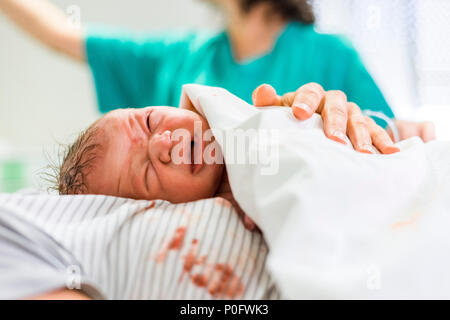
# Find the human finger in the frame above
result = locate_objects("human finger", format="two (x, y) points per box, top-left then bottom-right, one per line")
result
(420, 121), (436, 142)
(321, 90), (349, 145)
(346, 102), (376, 154)
(288, 82), (325, 120)
(365, 116), (400, 154)
(252, 84), (283, 106)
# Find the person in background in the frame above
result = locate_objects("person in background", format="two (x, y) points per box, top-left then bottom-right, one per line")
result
(0, 0), (435, 145)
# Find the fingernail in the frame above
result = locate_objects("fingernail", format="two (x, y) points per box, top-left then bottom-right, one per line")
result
(332, 131), (347, 145)
(384, 146), (401, 154)
(360, 144), (378, 154)
(293, 103), (312, 114)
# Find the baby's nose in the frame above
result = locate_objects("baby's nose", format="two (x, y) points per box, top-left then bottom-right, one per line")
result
(150, 130), (172, 164)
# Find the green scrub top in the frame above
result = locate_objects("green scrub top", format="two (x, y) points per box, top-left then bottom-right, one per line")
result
(85, 22), (395, 125)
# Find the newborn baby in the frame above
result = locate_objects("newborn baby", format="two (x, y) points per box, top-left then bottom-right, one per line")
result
(58, 106), (224, 203)
(57, 84), (398, 230)
(58, 105), (256, 227)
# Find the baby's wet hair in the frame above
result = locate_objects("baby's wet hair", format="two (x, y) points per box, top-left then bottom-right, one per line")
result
(57, 121), (103, 195)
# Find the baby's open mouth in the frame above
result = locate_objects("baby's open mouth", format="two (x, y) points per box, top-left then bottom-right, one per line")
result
(191, 140), (203, 174)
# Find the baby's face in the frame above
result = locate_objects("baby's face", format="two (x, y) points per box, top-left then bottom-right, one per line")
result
(87, 107), (224, 203)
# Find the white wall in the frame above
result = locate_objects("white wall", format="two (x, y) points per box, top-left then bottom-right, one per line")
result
(313, 0), (450, 139)
(0, 0), (222, 188)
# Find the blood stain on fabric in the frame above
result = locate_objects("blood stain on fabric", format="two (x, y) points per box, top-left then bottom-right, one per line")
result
(177, 241), (244, 298)
(179, 239), (207, 282)
(190, 263), (244, 299)
(182, 239), (199, 274)
(168, 227), (186, 250)
(155, 226), (187, 263)
(191, 274), (208, 287)
(155, 248), (168, 263)
(392, 213), (421, 230)
(133, 201), (156, 216)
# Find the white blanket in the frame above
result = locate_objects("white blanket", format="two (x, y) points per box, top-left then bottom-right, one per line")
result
(181, 84), (450, 299)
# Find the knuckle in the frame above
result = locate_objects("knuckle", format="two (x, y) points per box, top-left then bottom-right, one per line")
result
(299, 89), (321, 103)
(347, 102), (361, 113)
(363, 115), (376, 125)
(328, 90), (347, 101)
(352, 118), (367, 128)
(328, 105), (348, 119)
(306, 82), (325, 95)
(298, 95), (318, 108)
(354, 126), (372, 139)
(300, 81), (324, 93)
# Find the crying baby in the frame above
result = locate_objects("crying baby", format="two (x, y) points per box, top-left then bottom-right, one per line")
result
(57, 104), (259, 227)
(58, 106), (226, 203)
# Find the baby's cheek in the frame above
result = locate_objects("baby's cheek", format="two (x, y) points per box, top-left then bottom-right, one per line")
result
(203, 165), (225, 197)
(165, 177), (207, 203)
(166, 165), (223, 203)
(191, 178), (216, 199)
(185, 176), (218, 201)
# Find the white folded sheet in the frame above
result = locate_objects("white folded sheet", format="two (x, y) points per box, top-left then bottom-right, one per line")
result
(181, 84), (450, 299)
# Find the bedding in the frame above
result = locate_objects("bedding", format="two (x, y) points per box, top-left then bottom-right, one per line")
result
(0, 205), (102, 300)
(182, 84), (450, 299)
(0, 193), (279, 299)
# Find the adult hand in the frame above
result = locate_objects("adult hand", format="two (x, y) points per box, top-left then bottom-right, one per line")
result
(388, 120), (436, 143)
(252, 83), (400, 154)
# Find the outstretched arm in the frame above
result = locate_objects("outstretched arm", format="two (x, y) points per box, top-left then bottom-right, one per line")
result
(0, 0), (84, 61)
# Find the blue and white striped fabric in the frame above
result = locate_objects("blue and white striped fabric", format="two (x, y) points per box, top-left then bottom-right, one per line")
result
(0, 193), (280, 300)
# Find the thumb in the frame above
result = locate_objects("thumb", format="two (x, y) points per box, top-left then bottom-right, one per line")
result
(252, 84), (281, 106)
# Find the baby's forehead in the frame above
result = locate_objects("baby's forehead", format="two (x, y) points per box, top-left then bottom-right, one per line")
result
(103, 108), (131, 122)
(93, 107), (147, 154)
(87, 115), (118, 151)
(84, 108), (144, 195)
(97, 106), (193, 133)
(94, 109), (132, 134)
